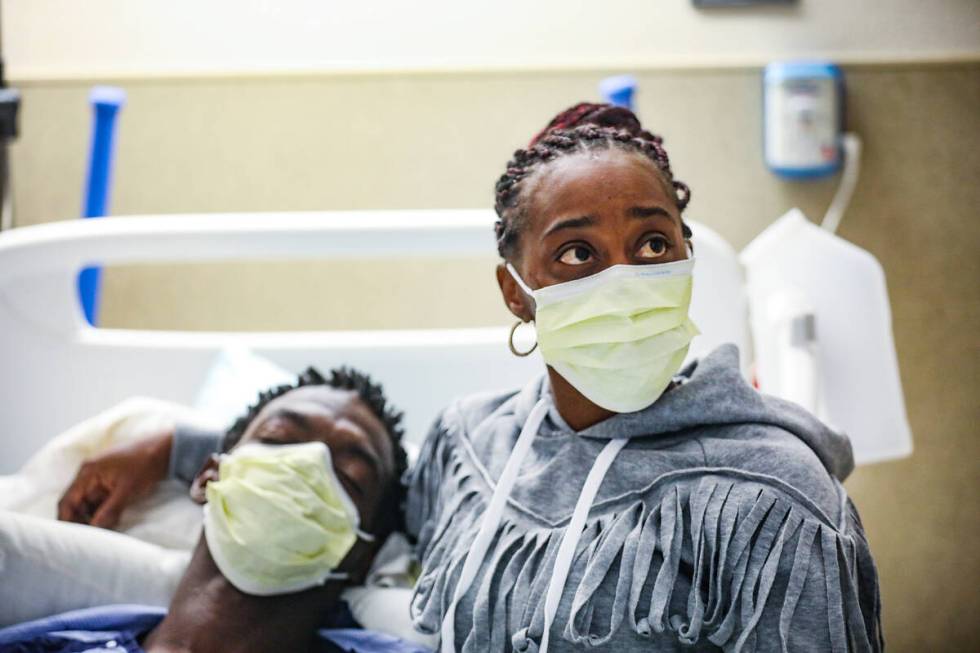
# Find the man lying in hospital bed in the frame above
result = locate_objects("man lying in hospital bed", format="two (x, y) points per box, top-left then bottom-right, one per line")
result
(0, 366), (432, 652)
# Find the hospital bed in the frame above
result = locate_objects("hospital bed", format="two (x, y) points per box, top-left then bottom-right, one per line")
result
(0, 209), (750, 473)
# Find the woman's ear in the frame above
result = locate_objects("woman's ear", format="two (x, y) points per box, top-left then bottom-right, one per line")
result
(496, 263), (534, 322)
(189, 454), (221, 504)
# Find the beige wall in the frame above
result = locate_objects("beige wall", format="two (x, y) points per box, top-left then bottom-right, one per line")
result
(7, 0), (980, 77)
(9, 63), (980, 649)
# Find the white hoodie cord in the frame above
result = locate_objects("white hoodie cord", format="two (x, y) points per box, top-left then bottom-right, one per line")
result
(440, 399), (550, 653)
(540, 437), (629, 653)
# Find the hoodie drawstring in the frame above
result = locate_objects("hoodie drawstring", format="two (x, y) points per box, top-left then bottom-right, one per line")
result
(540, 437), (629, 653)
(440, 399), (550, 653)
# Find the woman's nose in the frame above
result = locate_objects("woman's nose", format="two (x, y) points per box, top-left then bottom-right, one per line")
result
(607, 251), (633, 267)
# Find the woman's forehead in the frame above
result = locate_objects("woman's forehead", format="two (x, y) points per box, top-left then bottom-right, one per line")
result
(526, 150), (673, 218)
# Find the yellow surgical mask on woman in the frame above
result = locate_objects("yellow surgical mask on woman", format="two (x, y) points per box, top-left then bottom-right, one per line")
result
(203, 441), (373, 596)
(508, 258), (700, 413)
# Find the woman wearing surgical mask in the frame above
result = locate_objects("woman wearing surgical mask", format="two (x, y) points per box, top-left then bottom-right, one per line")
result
(406, 104), (882, 652)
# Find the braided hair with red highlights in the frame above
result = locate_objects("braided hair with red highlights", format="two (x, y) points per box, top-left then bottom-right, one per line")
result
(494, 102), (691, 259)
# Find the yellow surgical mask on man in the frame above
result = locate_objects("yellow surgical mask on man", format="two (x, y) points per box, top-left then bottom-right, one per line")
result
(203, 441), (373, 596)
(508, 258), (700, 413)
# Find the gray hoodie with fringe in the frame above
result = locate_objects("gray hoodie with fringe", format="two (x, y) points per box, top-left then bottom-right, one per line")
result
(405, 344), (882, 652)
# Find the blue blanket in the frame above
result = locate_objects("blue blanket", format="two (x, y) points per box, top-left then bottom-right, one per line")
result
(0, 604), (431, 653)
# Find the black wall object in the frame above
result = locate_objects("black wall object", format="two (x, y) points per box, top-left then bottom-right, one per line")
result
(694, 0), (796, 6)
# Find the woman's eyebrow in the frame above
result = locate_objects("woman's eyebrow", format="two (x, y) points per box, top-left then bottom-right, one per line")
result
(628, 206), (672, 219)
(544, 215), (596, 237)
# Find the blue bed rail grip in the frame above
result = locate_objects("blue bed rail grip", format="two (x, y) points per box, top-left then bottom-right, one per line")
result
(599, 74), (637, 110)
(78, 86), (125, 326)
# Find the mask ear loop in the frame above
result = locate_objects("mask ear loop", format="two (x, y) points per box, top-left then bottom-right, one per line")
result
(505, 263), (539, 356)
(505, 262), (535, 297)
(320, 527), (375, 584)
(321, 527), (375, 584)
(355, 528), (376, 542)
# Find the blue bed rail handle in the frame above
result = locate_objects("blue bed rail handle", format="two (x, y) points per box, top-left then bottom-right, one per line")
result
(78, 86), (125, 326)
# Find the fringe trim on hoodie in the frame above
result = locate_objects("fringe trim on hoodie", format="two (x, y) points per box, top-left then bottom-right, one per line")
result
(408, 422), (883, 653)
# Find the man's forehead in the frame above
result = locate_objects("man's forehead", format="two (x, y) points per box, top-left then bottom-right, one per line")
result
(274, 384), (354, 405)
(262, 385), (394, 473)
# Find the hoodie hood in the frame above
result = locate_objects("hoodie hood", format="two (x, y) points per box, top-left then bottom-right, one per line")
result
(511, 343), (855, 481)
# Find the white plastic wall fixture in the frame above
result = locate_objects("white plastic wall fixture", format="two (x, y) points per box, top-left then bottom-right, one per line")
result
(0, 211), (748, 473)
(740, 208), (913, 465)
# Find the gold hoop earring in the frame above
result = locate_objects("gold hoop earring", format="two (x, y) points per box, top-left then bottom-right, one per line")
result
(508, 320), (538, 357)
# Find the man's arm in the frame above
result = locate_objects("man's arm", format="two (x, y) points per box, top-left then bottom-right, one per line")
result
(168, 425), (223, 484)
(57, 425), (223, 528)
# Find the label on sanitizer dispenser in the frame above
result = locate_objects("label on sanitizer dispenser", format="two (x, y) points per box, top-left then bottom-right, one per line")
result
(765, 76), (839, 172)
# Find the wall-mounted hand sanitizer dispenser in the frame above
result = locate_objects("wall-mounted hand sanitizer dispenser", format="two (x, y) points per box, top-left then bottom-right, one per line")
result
(764, 61), (843, 178)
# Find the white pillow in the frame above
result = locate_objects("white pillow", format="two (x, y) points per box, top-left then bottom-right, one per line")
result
(0, 511), (433, 647)
(342, 533), (438, 649)
(344, 587), (431, 645)
(0, 511), (190, 627)
(193, 346), (295, 426)
(0, 397), (213, 550)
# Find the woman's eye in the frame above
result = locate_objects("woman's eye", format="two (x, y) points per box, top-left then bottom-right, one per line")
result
(638, 236), (670, 259)
(558, 245), (593, 265)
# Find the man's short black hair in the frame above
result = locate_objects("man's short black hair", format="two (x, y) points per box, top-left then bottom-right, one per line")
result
(223, 366), (408, 539)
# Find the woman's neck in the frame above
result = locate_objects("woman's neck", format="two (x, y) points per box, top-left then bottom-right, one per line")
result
(546, 367), (617, 432)
(143, 541), (339, 653)
(546, 367), (676, 432)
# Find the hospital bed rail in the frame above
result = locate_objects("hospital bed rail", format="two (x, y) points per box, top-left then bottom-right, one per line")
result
(0, 210), (747, 473)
